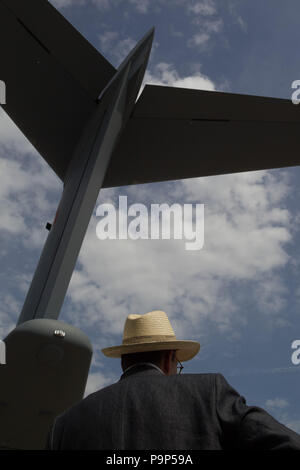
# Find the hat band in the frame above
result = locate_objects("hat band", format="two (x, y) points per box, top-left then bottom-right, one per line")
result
(123, 334), (177, 345)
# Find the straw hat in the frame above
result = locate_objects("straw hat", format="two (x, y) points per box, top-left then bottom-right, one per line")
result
(101, 310), (200, 362)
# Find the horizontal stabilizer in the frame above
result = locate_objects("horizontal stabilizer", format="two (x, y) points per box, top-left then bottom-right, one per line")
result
(103, 85), (300, 187)
(0, 0), (116, 181)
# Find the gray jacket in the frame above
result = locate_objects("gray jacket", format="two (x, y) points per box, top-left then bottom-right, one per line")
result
(46, 363), (300, 450)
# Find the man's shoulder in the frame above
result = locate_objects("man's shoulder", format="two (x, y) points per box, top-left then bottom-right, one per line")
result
(53, 381), (116, 425)
(84, 372), (222, 400)
(171, 372), (225, 392)
(55, 373), (224, 423)
(83, 372), (223, 400)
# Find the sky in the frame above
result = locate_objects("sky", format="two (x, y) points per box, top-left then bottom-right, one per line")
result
(1, 0), (300, 435)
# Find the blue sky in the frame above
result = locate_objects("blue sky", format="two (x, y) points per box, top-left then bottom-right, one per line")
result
(1, 0), (300, 434)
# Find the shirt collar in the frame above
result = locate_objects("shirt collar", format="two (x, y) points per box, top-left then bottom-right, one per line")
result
(123, 362), (165, 376)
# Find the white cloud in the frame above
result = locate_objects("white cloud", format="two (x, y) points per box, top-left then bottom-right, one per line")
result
(114, 38), (137, 65)
(0, 293), (21, 337)
(49, 0), (86, 8)
(91, 0), (110, 9)
(143, 62), (216, 93)
(61, 166), (294, 349)
(190, 32), (210, 47)
(266, 398), (289, 410)
(204, 18), (223, 33)
(187, 0), (216, 16)
(129, 0), (150, 14)
(235, 15), (247, 33)
(188, 18), (223, 48)
(185, 0), (223, 50)
(265, 398), (300, 434)
(189, 33), (210, 46)
(0, 110), (61, 241)
(92, 0), (149, 13)
(98, 31), (136, 66)
(253, 275), (290, 323)
(0, 152), (60, 240)
(50, 0), (218, 17)
(98, 31), (119, 51)
(228, 2), (248, 33)
(0, 109), (35, 156)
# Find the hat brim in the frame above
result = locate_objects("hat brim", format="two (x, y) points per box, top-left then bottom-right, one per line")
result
(101, 340), (200, 362)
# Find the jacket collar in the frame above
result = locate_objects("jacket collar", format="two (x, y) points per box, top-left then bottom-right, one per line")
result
(120, 362), (165, 381)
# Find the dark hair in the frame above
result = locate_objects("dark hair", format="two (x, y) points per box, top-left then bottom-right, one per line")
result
(121, 349), (175, 371)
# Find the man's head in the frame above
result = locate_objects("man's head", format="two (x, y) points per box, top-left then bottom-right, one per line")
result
(121, 349), (179, 375)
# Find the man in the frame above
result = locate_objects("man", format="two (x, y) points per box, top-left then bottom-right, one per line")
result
(46, 310), (300, 450)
